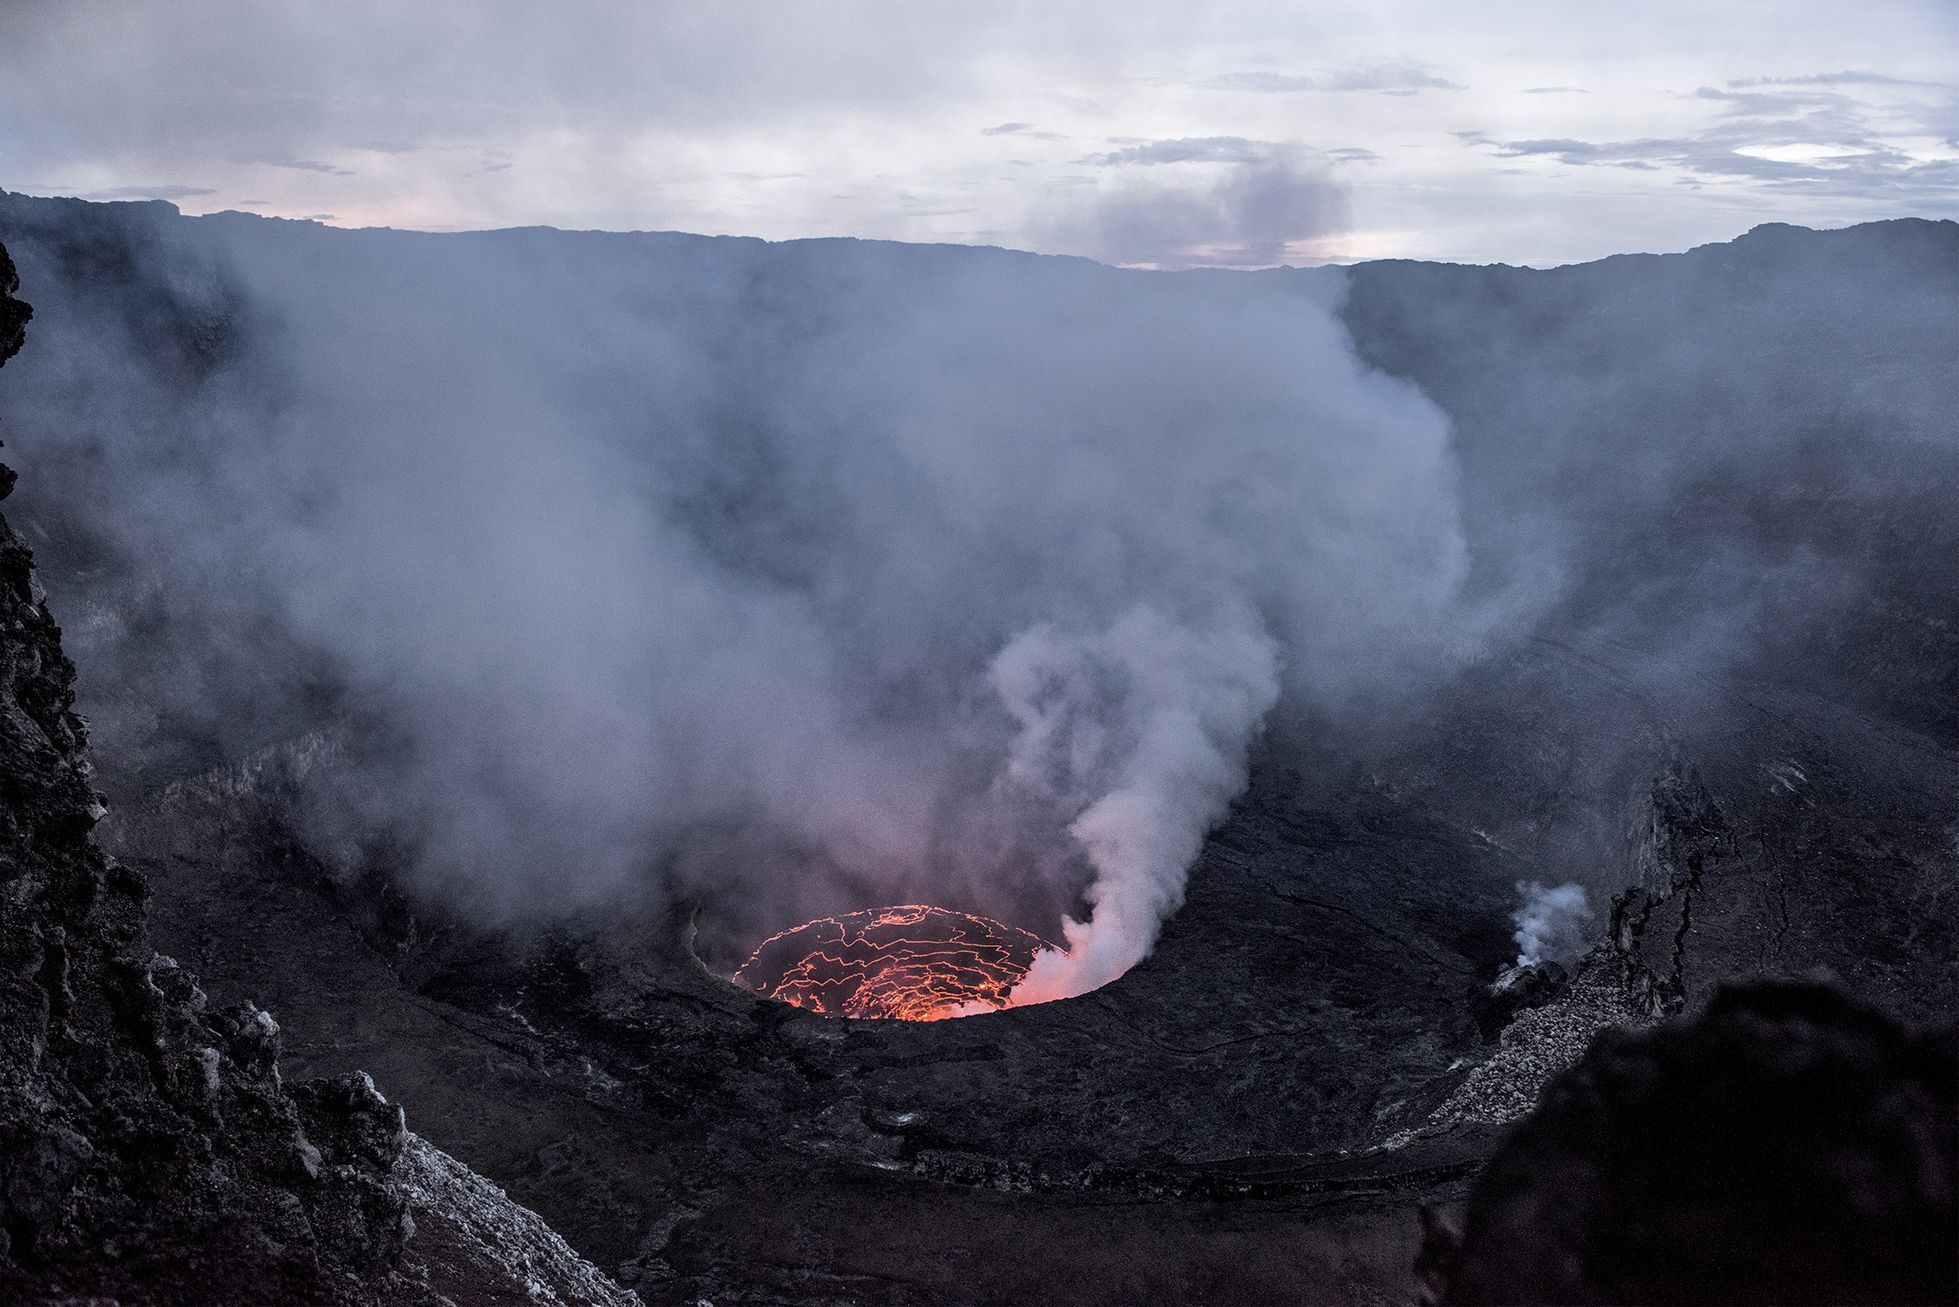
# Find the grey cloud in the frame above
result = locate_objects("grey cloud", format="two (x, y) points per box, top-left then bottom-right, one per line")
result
(1691, 86), (1849, 114)
(1478, 137), (1613, 162)
(983, 125), (1065, 142)
(1483, 134), (1763, 170)
(1461, 74), (1959, 203)
(1203, 63), (1463, 93)
(1684, 80), (1955, 159)
(1325, 147), (1381, 163)
(0, 1), (1044, 167)
(1039, 146), (1350, 267)
(1465, 129), (1959, 197)
(1077, 136), (1272, 166)
(247, 157), (355, 175)
(1523, 86), (1589, 95)
(1729, 70), (1943, 88)
(1204, 72), (1317, 92)
(76, 184), (217, 200)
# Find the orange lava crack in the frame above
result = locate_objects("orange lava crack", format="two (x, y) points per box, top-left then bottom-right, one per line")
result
(734, 904), (1054, 1021)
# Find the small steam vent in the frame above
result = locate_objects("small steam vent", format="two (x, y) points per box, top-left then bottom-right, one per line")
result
(735, 904), (1056, 1022)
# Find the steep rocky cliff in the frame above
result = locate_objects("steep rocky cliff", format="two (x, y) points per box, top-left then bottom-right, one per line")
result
(0, 242), (635, 1306)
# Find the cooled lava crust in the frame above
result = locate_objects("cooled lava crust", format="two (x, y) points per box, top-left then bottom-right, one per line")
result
(734, 904), (1054, 1021)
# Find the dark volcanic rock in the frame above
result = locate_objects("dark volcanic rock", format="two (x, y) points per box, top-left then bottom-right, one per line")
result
(0, 239), (27, 510)
(1427, 980), (1958, 1306)
(0, 243), (27, 369)
(1470, 962), (1570, 1043)
(0, 236), (368, 1302)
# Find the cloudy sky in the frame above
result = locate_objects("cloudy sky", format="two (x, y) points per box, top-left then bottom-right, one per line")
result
(3, 0), (1955, 266)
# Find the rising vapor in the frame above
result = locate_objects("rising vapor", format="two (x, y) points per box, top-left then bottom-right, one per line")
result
(0, 197), (1474, 997)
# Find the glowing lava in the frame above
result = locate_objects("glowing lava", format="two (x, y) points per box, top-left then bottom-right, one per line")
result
(734, 904), (1056, 1021)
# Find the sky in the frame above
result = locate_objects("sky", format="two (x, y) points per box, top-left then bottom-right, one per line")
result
(2, 0), (1956, 267)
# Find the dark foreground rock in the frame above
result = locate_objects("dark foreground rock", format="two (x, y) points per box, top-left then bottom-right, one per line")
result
(0, 243), (634, 1305)
(1426, 980), (1957, 1305)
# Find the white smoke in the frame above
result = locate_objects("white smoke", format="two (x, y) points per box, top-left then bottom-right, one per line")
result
(987, 604), (1279, 1002)
(0, 200), (1476, 992)
(1511, 880), (1594, 967)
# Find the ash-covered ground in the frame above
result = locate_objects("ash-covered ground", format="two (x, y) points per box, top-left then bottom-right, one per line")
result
(1, 196), (1954, 1303)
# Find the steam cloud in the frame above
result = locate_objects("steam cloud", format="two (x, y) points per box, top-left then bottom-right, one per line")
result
(6, 199), (1954, 1003)
(0, 201), (1474, 999)
(989, 606), (1279, 1000)
(1038, 146), (1353, 268)
(1, 198), (1953, 1003)
(1511, 880), (1594, 968)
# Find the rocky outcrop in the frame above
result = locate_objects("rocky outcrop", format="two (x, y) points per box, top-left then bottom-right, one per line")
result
(390, 1135), (642, 1307)
(0, 243), (635, 1305)
(1425, 980), (1957, 1305)
(0, 245), (27, 369)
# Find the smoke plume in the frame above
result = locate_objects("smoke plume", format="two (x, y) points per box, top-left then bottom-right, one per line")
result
(0, 197), (1474, 998)
(1511, 880), (1594, 968)
(988, 605), (1280, 1000)
(17, 198), (1946, 1000)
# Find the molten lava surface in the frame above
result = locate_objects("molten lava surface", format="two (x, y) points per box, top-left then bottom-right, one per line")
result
(735, 905), (1054, 1021)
